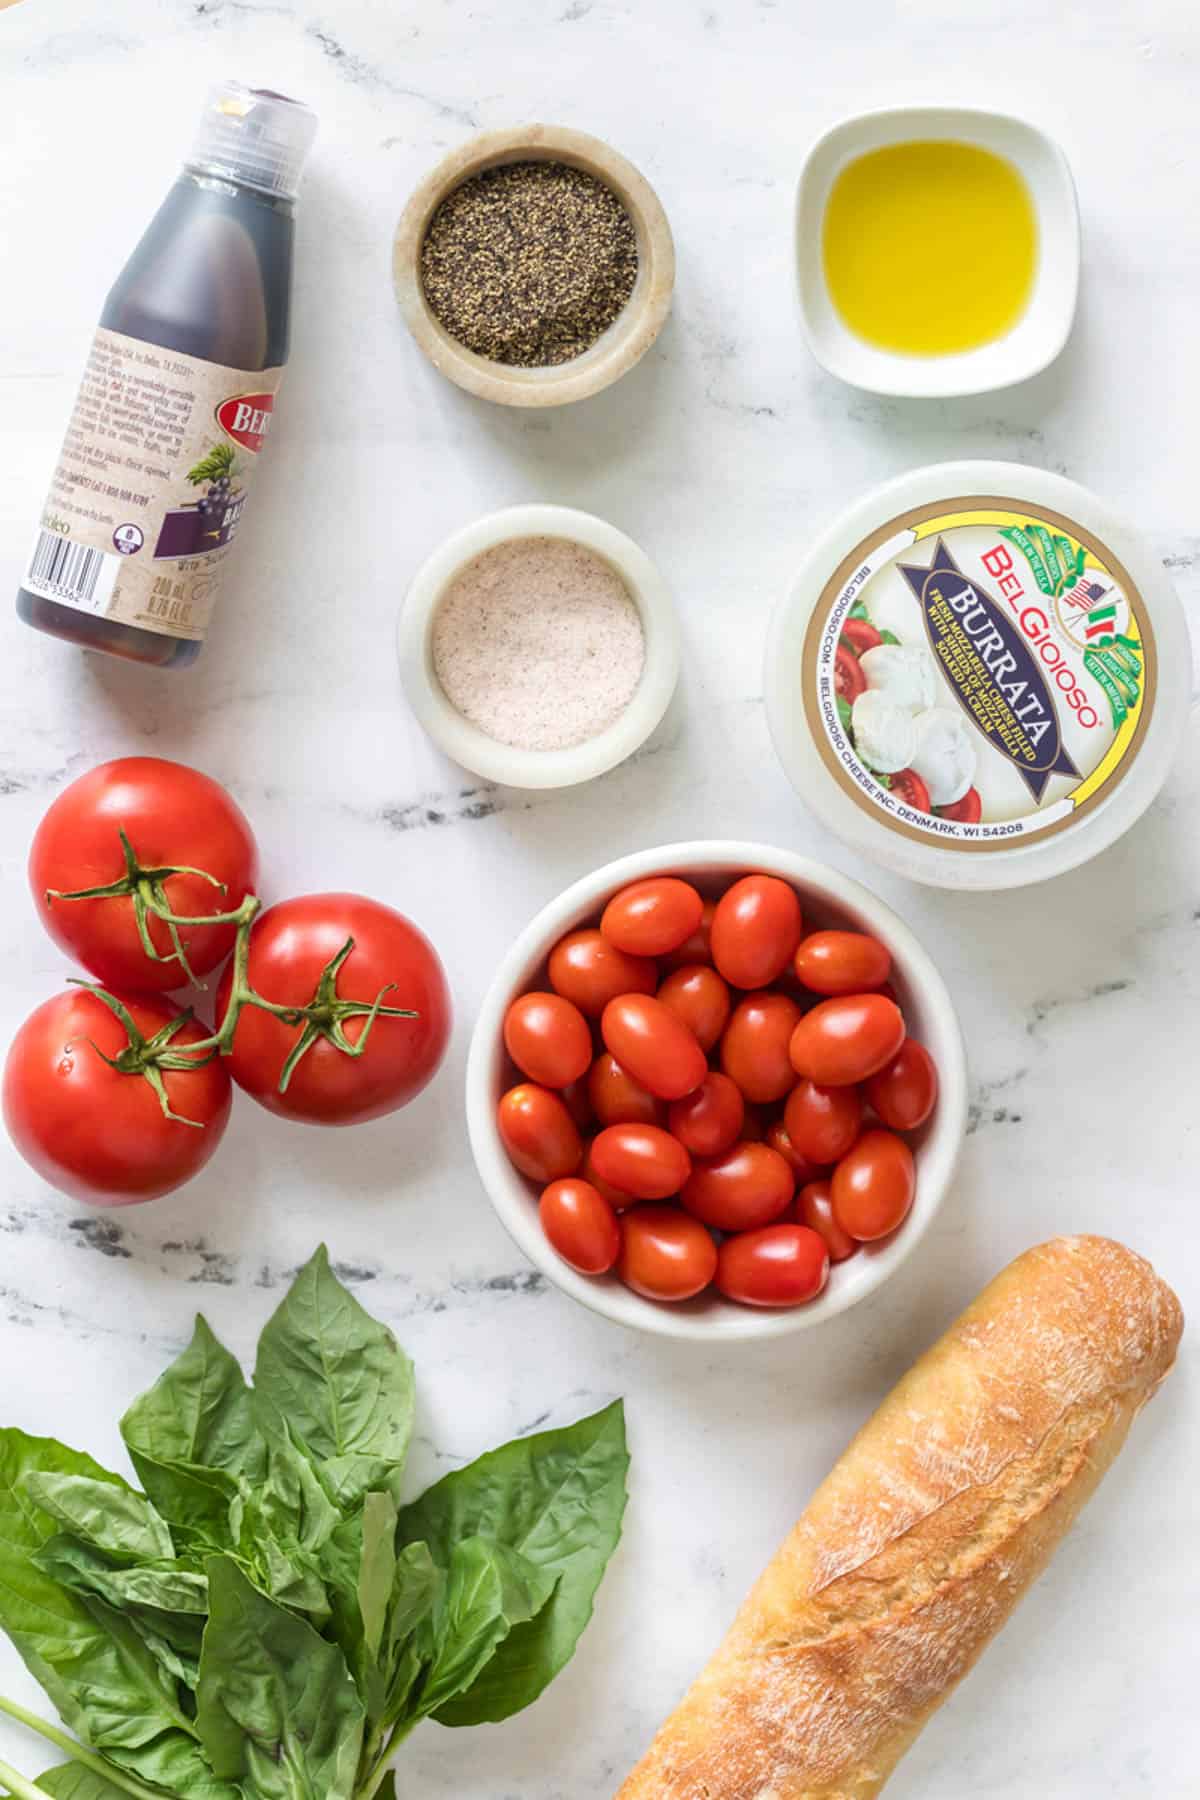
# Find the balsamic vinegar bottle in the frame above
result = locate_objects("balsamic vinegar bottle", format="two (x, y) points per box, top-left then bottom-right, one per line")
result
(17, 82), (316, 668)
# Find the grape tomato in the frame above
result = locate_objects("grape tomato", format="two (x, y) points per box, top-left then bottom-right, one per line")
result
(783, 1077), (863, 1164)
(618, 1206), (717, 1303)
(503, 992), (592, 1089)
(660, 898), (716, 972)
(601, 878), (704, 958)
(600, 993), (707, 1101)
(865, 1039), (939, 1130)
(587, 1052), (666, 1129)
(548, 928), (656, 1016)
(591, 1123), (691, 1200)
(539, 1180), (620, 1274)
(720, 993), (802, 1105)
(793, 930), (891, 996)
(764, 1119), (825, 1186)
(788, 993), (905, 1086)
(710, 874), (803, 989)
(582, 1141), (637, 1212)
(681, 1141), (794, 1233)
(831, 1128), (915, 1241)
(796, 1178), (859, 1263)
(656, 964), (731, 1052)
(716, 1224), (829, 1308)
(497, 1084), (582, 1184)
(667, 1072), (744, 1158)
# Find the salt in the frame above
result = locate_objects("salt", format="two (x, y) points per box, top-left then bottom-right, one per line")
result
(431, 536), (647, 753)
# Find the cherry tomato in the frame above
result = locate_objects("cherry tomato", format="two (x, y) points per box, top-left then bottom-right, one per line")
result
(217, 894), (451, 1125)
(840, 618), (883, 656)
(497, 1084), (583, 1184)
(940, 786), (982, 823)
(539, 1179), (620, 1274)
(681, 1141), (794, 1232)
(667, 1072), (744, 1158)
(591, 1123), (691, 1200)
(711, 875), (803, 990)
(547, 928), (656, 1017)
(865, 1039), (939, 1130)
(2, 988), (231, 1206)
(660, 899), (716, 972)
(503, 992), (592, 1089)
(764, 1119), (825, 1186)
(716, 1224), (829, 1308)
(831, 1129), (915, 1241)
(559, 1076), (594, 1132)
(795, 1178), (859, 1263)
(656, 965), (731, 1052)
(788, 993), (905, 1087)
(618, 1206), (717, 1302)
(600, 878), (704, 958)
(582, 1141), (637, 1212)
(890, 767), (931, 812)
(783, 1077), (864, 1163)
(587, 1052), (665, 1128)
(720, 993), (802, 1104)
(835, 643), (866, 703)
(793, 930), (891, 997)
(600, 994), (707, 1102)
(30, 757), (259, 991)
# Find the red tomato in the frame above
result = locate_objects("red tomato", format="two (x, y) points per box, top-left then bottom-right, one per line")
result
(865, 1040), (939, 1130)
(681, 1141), (794, 1232)
(660, 899), (716, 972)
(716, 1224), (829, 1308)
(793, 930), (891, 996)
(795, 1178), (859, 1263)
(835, 643), (866, 702)
(217, 894), (451, 1125)
(788, 993), (905, 1087)
(539, 1179), (620, 1274)
(656, 965), (731, 1052)
(720, 993), (802, 1104)
(764, 1119), (825, 1186)
(889, 768), (931, 812)
(831, 1129), (915, 1241)
(30, 757), (258, 991)
(618, 1206), (717, 1302)
(503, 991), (591, 1089)
(587, 1052), (665, 1128)
(600, 994), (707, 1102)
(591, 1124), (691, 1200)
(547, 929), (656, 1017)
(940, 786), (982, 823)
(710, 875), (803, 990)
(3, 989), (231, 1205)
(840, 618), (883, 656)
(497, 1084), (583, 1183)
(582, 1141), (637, 1212)
(667, 1072), (744, 1158)
(783, 1077), (864, 1163)
(600, 878), (704, 958)
(559, 1075), (593, 1132)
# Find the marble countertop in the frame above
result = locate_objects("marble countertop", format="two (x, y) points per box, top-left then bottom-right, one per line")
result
(1, 0), (1197, 1793)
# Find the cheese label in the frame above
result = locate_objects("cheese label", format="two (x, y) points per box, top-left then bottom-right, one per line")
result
(801, 498), (1155, 851)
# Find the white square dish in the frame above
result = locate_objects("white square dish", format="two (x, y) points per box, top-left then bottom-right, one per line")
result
(796, 105), (1080, 398)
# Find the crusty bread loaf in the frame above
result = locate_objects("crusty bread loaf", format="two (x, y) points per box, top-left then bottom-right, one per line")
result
(616, 1235), (1182, 1800)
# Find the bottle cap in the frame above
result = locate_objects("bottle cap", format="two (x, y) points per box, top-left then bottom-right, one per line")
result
(188, 81), (317, 199)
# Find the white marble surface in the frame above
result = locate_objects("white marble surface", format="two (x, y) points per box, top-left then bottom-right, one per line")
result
(1, 1), (1197, 1794)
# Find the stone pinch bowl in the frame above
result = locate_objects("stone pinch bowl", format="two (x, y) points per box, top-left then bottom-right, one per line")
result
(393, 122), (676, 407)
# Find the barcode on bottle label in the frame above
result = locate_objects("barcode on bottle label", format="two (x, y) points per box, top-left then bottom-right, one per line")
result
(24, 528), (119, 615)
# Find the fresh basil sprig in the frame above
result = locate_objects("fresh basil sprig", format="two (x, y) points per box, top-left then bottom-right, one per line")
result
(0, 1249), (628, 1799)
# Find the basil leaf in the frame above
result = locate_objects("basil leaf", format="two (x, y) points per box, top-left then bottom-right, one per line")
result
(358, 1492), (397, 1661)
(34, 1537), (208, 1615)
(396, 1400), (628, 1725)
(415, 1537), (554, 1719)
(385, 1542), (439, 1665)
(196, 1556), (364, 1800)
(254, 1247), (414, 1510)
(251, 1398), (340, 1554)
(122, 1452), (239, 1550)
(36, 1767), (130, 1798)
(120, 1316), (264, 1484)
(22, 1474), (172, 1565)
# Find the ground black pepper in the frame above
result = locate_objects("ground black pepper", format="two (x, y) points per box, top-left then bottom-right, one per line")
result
(420, 160), (639, 367)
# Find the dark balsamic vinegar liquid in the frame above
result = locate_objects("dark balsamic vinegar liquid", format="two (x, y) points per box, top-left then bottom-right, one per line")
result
(17, 171), (295, 668)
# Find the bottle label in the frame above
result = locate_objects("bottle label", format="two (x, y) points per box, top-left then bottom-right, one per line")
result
(23, 328), (282, 642)
(802, 497), (1156, 850)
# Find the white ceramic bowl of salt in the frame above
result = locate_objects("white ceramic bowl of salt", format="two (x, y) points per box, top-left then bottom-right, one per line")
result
(399, 504), (681, 790)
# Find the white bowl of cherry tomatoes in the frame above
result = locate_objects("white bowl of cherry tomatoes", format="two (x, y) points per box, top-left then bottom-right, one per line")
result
(466, 842), (968, 1340)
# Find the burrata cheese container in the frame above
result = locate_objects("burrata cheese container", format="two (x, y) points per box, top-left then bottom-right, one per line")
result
(765, 462), (1190, 889)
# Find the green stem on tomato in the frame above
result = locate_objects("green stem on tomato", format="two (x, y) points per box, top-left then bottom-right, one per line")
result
(0, 1697), (168, 1800)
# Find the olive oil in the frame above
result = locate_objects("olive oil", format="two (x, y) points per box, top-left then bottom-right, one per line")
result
(822, 140), (1037, 357)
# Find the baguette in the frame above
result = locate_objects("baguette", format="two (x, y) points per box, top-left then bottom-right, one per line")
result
(616, 1235), (1182, 1800)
